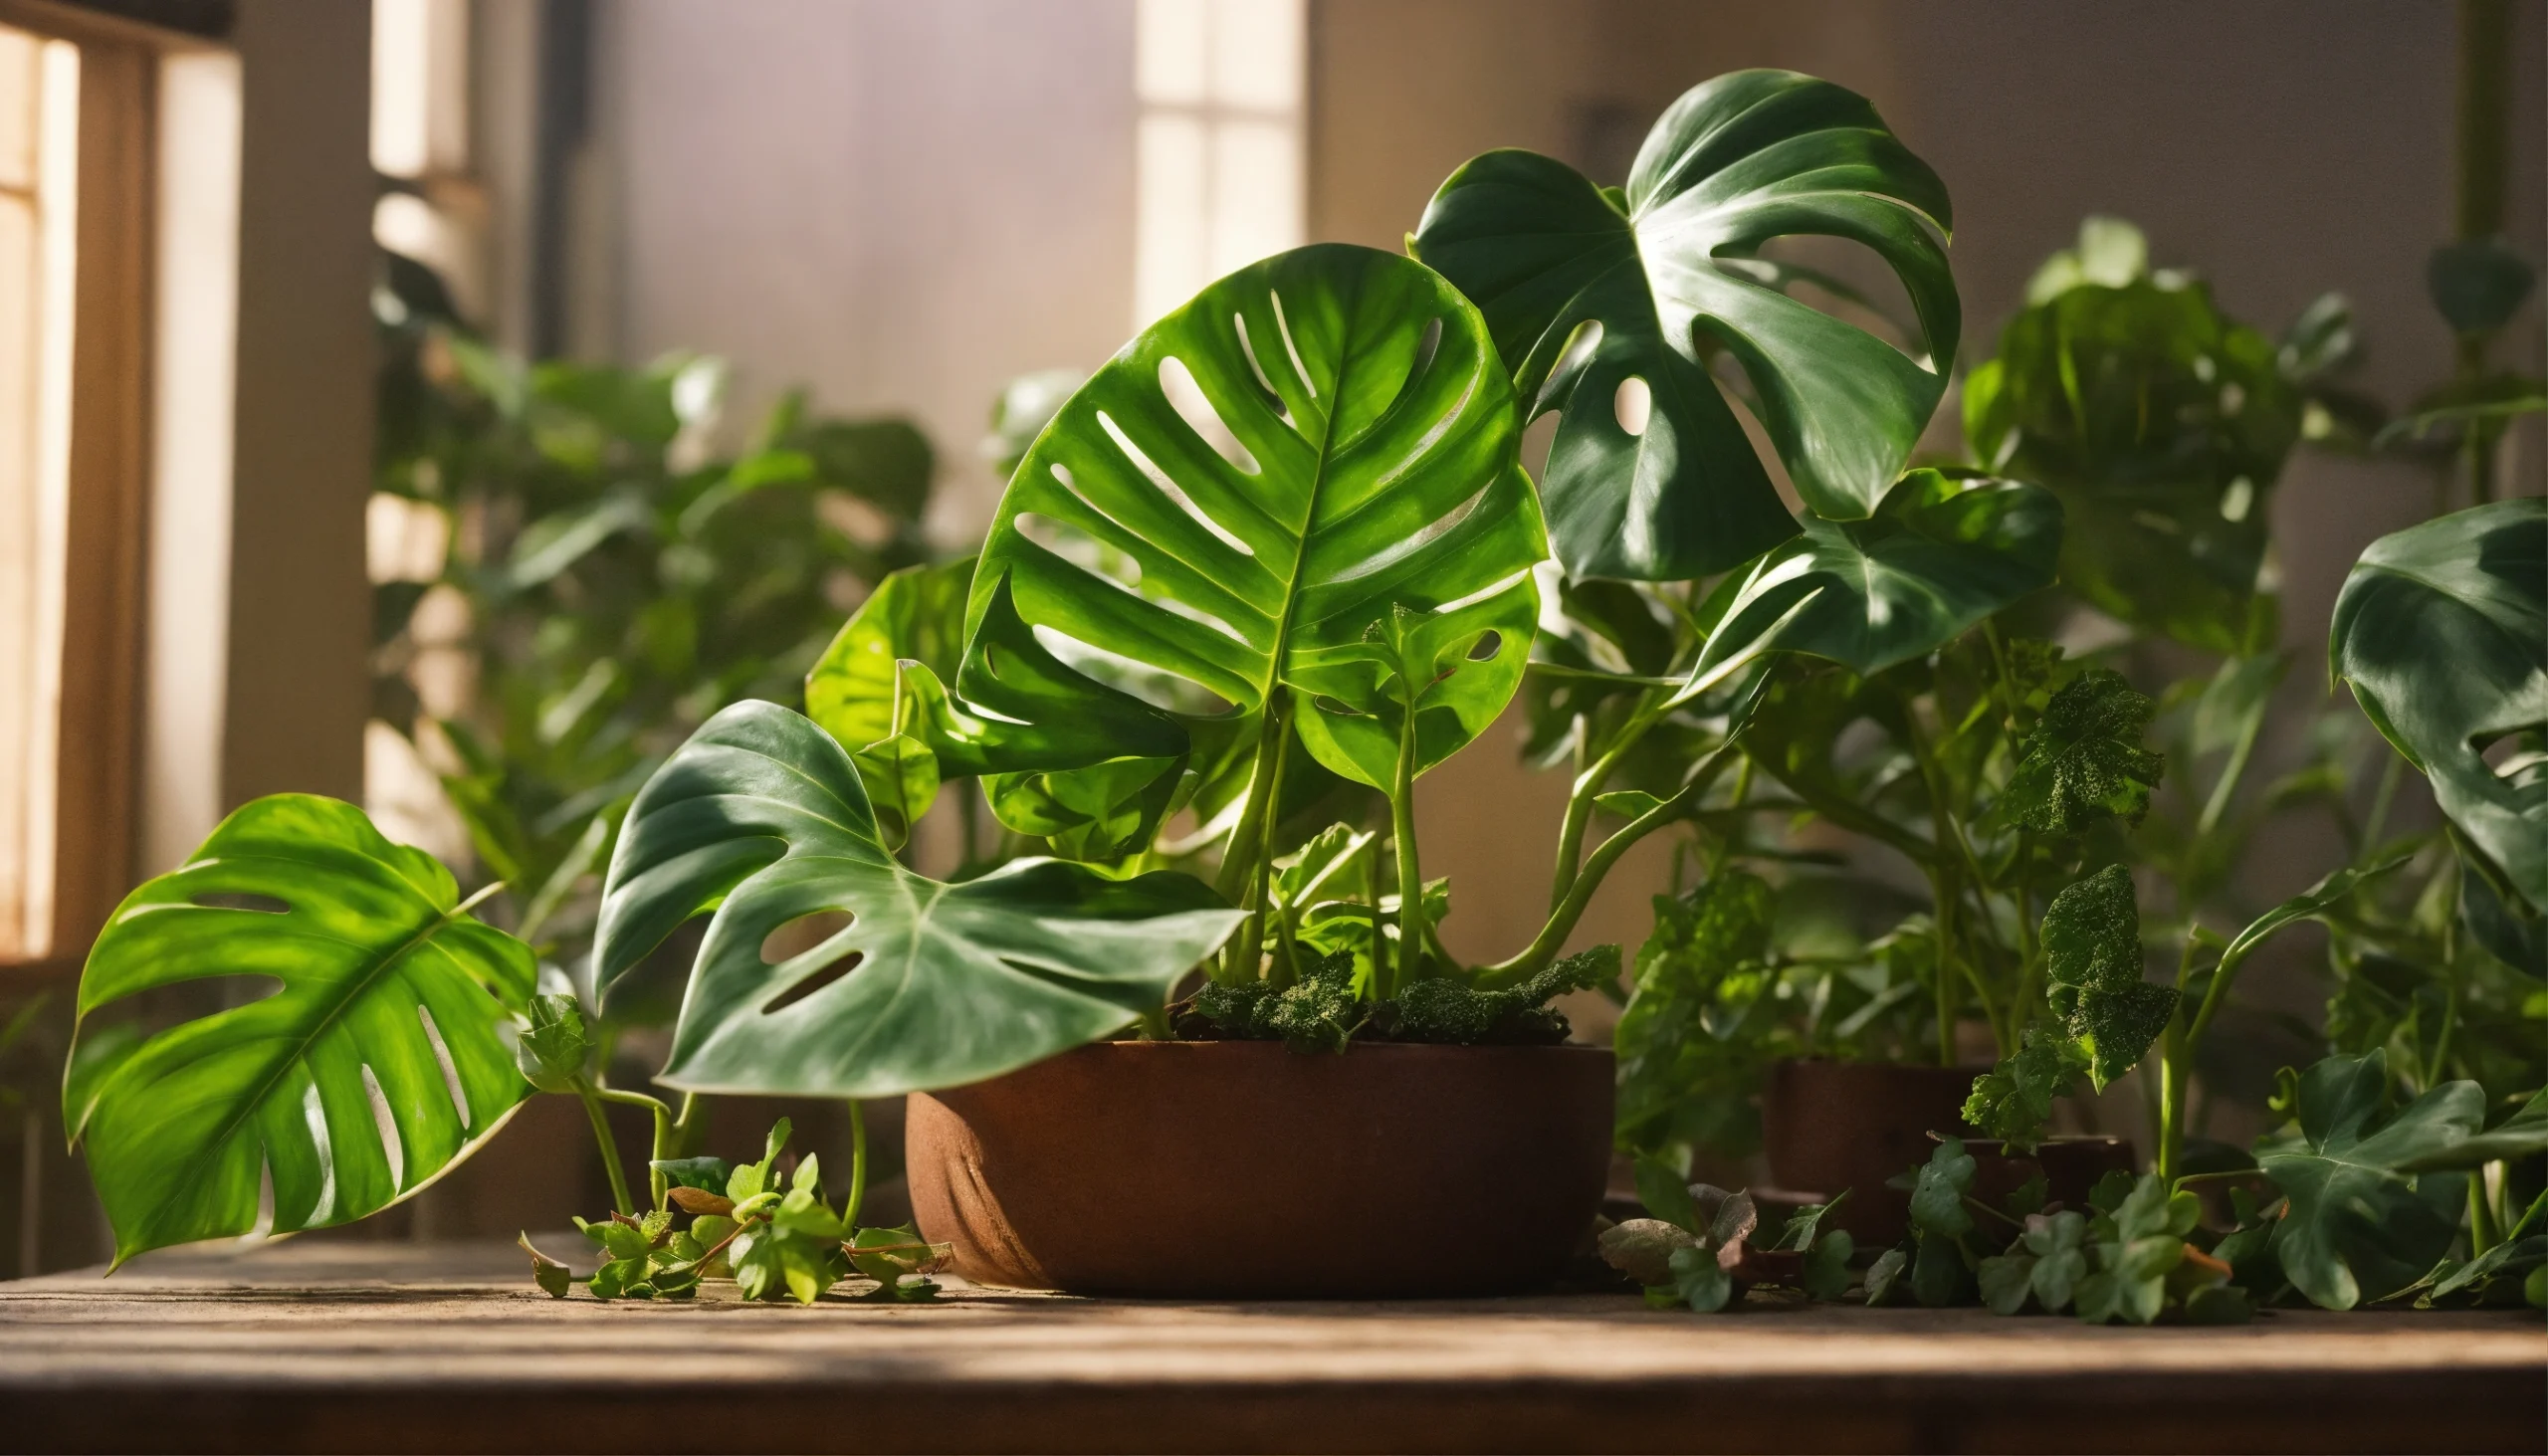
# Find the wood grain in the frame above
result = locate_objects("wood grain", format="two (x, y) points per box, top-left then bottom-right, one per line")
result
(0, 1240), (2538, 1454)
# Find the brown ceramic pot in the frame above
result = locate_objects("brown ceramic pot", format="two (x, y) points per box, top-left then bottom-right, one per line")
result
(907, 1040), (1613, 1298)
(1761, 1059), (1977, 1248)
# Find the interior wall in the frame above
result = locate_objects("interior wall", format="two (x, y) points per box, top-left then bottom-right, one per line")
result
(594, 0), (1140, 546)
(1307, 0), (2546, 988)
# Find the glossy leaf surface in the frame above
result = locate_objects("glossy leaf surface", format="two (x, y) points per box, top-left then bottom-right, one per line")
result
(2330, 499), (2548, 911)
(1414, 69), (1957, 578)
(962, 243), (1543, 788)
(1697, 469), (2059, 677)
(2261, 1051), (2480, 1310)
(70, 796), (534, 1265)
(592, 702), (1244, 1096)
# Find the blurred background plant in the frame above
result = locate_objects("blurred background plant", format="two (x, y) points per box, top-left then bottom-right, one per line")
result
(368, 252), (941, 1004)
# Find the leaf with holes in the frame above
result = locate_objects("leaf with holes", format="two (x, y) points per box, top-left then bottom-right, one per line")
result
(2330, 498), (2548, 912)
(1413, 69), (1957, 579)
(592, 701), (1246, 1096)
(66, 795), (535, 1267)
(961, 243), (1544, 800)
(1695, 468), (2060, 678)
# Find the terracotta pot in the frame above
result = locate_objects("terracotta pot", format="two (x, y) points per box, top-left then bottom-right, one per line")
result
(1761, 1059), (1977, 1248)
(907, 1040), (1612, 1298)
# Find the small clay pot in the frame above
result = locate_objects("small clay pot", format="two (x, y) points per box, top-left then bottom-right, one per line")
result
(907, 1040), (1612, 1298)
(1761, 1059), (1978, 1248)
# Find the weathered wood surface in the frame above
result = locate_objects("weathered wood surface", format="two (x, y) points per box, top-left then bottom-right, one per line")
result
(0, 1240), (2538, 1454)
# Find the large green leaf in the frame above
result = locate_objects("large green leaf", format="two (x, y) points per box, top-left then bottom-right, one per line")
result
(2330, 499), (2548, 911)
(1964, 220), (2300, 653)
(591, 702), (1245, 1096)
(1412, 69), (1957, 579)
(961, 243), (1543, 792)
(68, 796), (535, 1266)
(1696, 469), (2059, 677)
(2261, 1050), (2480, 1310)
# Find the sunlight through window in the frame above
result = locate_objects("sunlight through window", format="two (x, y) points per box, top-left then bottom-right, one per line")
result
(1133, 0), (1303, 330)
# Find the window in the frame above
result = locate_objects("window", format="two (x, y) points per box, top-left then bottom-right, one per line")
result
(1132, 0), (1305, 329)
(0, 24), (79, 962)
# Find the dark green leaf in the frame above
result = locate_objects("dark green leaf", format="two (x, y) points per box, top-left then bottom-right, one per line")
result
(1963, 1030), (2090, 1152)
(1978, 1251), (2035, 1314)
(1414, 70), (1957, 577)
(2427, 238), (2537, 336)
(2005, 673), (2163, 834)
(593, 703), (1246, 1096)
(2024, 1210), (2088, 1312)
(1911, 1230), (1972, 1307)
(2260, 1050), (2482, 1309)
(2037, 866), (2173, 1091)
(1863, 1245), (1912, 1306)
(1908, 1138), (1976, 1238)
(1666, 1242), (1736, 1313)
(2395, 1087), (2548, 1172)
(1635, 1155), (1701, 1234)
(1697, 469), (2059, 677)
(2330, 499), (2548, 911)
(1801, 1229), (1854, 1301)
(67, 796), (534, 1267)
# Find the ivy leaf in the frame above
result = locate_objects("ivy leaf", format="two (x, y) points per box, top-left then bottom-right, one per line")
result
(1863, 1246), (1912, 1306)
(1413, 70), (1958, 578)
(2330, 498), (2548, 911)
(2038, 865), (2176, 1090)
(1665, 1242), (1736, 1314)
(2024, 1209), (2089, 1312)
(2074, 1234), (2182, 1326)
(2004, 671), (2164, 833)
(66, 796), (535, 1267)
(1977, 1249), (2036, 1315)
(1800, 1229), (1855, 1301)
(593, 702), (1246, 1097)
(1962, 1030), (2091, 1152)
(2260, 1050), (2484, 1310)
(1908, 1138), (1977, 1238)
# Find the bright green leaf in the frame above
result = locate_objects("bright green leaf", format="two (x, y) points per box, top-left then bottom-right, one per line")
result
(2260, 1050), (2482, 1310)
(68, 796), (534, 1267)
(593, 702), (1246, 1096)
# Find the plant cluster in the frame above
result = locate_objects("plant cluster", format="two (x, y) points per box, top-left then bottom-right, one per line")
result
(55, 54), (2545, 1327)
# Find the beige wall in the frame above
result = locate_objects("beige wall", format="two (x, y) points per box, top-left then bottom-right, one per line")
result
(597, 0), (1140, 546)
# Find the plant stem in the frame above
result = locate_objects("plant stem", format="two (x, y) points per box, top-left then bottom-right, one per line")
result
(1386, 705), (1422, 999)
(573, 1081), (635, 1217)
(1214, 699), (1293, 982)
(843, 1099), (868, 1229)
(1480, 750), (1733, 985)
(671, 1091), (705, 1158)
(2468, 1170), (2502, 1255)
(592, 1085), (675, 1210)
(2362, 749), (2406, 852)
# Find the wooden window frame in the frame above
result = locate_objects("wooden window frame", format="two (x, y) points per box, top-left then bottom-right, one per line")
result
(0, 0), (222, 978)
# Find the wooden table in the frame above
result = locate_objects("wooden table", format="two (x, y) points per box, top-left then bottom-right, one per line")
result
(0, 1241), (2539, 1453)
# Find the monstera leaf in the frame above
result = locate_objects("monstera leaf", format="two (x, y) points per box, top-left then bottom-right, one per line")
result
(68, 796), (535, 1266)
(592, 702), (1245, 1096)
(1964, 219), (2300, 653)
(1412, 69), (1958, 579)
(1696, 469), (2059, 678)
(2330, 498), (2548, 911)
(2261, 1050), (2482, 1310)
(962, 243), (1543, 795)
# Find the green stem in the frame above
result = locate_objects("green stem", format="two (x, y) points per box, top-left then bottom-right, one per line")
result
(2363, 749), (2407, 852)
(1481, 747), (1735, 985)
(1214, 699), (1293, 982)
(671, 1091), (706, 1158)
(2195, 695), (2267, 846)
(1551, 712), (1649, 908)
(2468, 1171), (2502, 1255)
(592, 1086), (675, 1210)
(1386, 704), (1422, 999)
(573, 1080), (635, 1217)
(843, 1099), (868, 1230)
